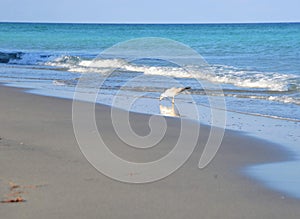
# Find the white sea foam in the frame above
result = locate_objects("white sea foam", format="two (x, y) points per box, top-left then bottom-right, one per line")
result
(134, 66), (194, 78)
(267, 96), (300, 105)
(123, 63), (297, 92)
(45, 55), (80, 68)
(7, 53), (300, 94)
(227, 94), (300, 105)
(193, 66), (295, 92)
(70, 59), (297, 92)
(79, 59), (128, 68)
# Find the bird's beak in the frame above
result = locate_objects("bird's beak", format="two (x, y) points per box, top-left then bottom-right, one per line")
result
(159, 96), (163, 101)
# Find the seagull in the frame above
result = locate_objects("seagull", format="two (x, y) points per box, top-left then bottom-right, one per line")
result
(159, 87), (191, 103)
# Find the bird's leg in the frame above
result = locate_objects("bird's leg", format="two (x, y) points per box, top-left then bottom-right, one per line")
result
(172, 97), (175, 104)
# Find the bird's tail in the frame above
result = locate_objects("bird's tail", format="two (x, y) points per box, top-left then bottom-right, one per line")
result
(183, 86), (191, 91)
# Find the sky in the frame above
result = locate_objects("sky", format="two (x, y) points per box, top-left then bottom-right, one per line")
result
(1, 0), (300, 23)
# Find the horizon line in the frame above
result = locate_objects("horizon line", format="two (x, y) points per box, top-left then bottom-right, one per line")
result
(1, 21), (300, 25)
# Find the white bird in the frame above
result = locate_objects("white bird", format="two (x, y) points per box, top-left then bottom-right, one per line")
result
(159, 87), (191, 103)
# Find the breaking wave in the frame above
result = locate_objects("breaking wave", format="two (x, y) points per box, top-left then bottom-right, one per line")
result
(2, 52), (299, 95)
(44, 55), (299, 93)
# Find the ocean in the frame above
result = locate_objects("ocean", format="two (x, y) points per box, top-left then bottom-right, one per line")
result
(0, 22), (300, 197)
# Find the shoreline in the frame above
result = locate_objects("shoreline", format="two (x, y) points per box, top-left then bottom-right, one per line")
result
(1, 84), (300, 218)
(2, 81), (300, 195)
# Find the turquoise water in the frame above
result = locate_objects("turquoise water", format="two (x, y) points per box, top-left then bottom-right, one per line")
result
(1, 23), (300, 119)
(1, 23), (300, 74)
(0, 22), (300, 198)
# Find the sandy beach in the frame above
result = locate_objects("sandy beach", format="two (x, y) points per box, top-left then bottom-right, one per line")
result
(0, 84), (299, 219)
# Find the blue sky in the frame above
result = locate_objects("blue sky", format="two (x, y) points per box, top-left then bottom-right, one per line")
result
(1, 0), (300, 23)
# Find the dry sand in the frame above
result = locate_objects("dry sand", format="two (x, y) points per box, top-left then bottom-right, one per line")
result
(0, 84), (299, 219)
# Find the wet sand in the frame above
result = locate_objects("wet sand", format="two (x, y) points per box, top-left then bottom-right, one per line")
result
(0, 84), (299, 219)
